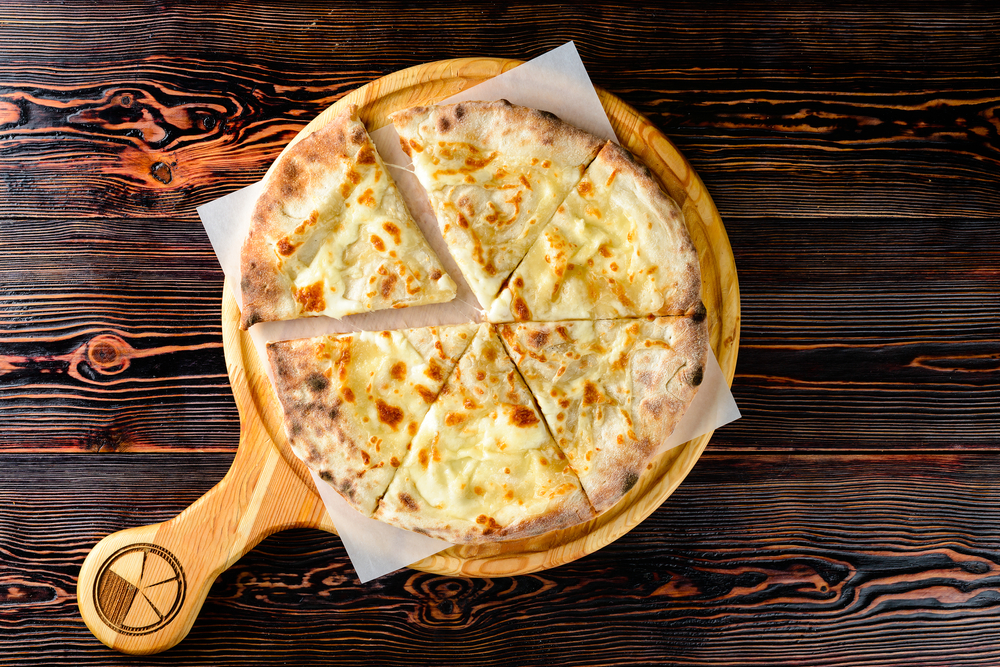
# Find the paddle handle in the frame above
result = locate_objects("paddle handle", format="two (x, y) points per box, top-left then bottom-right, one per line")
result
(77, 438), (330, 655)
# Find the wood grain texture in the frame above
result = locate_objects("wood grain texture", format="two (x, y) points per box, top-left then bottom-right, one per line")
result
(8, 452), (1000, 665)
(1, 1), (999, 664)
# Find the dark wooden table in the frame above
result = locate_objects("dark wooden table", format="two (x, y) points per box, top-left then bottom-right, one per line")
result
(3, 3), (999, 665)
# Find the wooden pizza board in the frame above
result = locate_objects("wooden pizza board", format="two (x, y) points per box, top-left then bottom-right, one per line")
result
(77, 57), (740, 654)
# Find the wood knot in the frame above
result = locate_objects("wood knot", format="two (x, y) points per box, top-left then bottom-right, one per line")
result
(119, 93), (133, 108)
(150, 161), (172, 184)
(85, 334), (132, 375)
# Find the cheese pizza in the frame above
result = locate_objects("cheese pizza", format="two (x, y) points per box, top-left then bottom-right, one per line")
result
(489, 141), (702, 322)
(267, 324), (477, 516)
(498, 317), (707, 512)
(375, 324), (595, 543)
(391, 100), (604, 308)
(251, 98), (708, 545)
(239, 104), (456, 330)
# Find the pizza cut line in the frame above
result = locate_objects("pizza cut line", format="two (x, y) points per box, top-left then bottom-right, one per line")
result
(247, 99), (710, 544)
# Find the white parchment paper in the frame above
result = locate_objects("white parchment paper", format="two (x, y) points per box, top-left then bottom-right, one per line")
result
(197, 42), (740, 583)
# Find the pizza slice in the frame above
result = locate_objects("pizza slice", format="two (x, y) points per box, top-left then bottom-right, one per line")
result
(374, 323), (595, 543)
(240, 104), (457, 329)
(267, 323), (477, 516)
(391, 100), (604, 309)
(488, 141), (702, 323)
(498, 316), (707, 512)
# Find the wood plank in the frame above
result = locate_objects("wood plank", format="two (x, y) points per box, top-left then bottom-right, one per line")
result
(0, 218), (239, 451)
(5, 452), (1000, 664)
(0, 6), (997, 219)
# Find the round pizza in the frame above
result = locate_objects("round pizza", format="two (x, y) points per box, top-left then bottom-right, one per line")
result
(242, 100), (708, 544)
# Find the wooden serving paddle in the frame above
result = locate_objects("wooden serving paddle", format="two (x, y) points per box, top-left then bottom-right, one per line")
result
(77, 287), (336, 655)
(77, 57), (740, 655)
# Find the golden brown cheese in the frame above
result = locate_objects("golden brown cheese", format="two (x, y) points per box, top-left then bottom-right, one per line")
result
(240, 104), (456, 329)
(390, 100), (603, 309)
(489, 142), (701, 322)
(374, 323), (595, 542)
(498, 317), (707, 512)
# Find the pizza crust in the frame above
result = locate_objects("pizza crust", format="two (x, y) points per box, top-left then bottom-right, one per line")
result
(240, 104), (456, 329)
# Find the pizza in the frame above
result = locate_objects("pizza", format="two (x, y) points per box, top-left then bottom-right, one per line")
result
(267, 324), (477, 515)
(239, 104), (457, 330)
(374, 324), (595, 543)
(390, 100), (604, 309)
(251, 99), (709, 545)
(497, 317), (707, 512)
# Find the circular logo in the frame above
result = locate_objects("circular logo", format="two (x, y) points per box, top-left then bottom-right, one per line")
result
(93, 544), (186, 636)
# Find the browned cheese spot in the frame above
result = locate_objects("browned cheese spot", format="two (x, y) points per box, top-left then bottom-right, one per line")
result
(416, 384), (436, 403)
(436, 116), (451, 133)
(407, 421), (418, 436)
(606, 169), (619, 187)
(482, 344), (498, 363)
(527, 329), (549, 350)
(380, 273), (398, 298)
(463, 398), (477, 410)
(370, 234), (386, 252)
(342, 387), (355, 403)
(511, 406), (539, 428)
(512, 296), (531, 321)
(382, 221), (402, 245)
(445, 412), (465, 427)
(465, 152), (495, 170)
(475, 371), (486, 382)
(457, 213), (470, 229)
(559, 398), (570, 409)
(340, 168), (362, 198)
(617, 434), (626, 445)
(418, 449), (430, 467)
(473, 486), (484, 496)
(425, 359), (444, 382)
(375, 399), (404, 429)
(276, 237), (299, 257)
(476, 515), (502, 534)
(598, 245), (612, 259)
(390, 361), (407, 381)
(430, 269), (443, 280)
(356, 144), (376, 165)
(400, 493), (418, 511)
(577, 180), (594, 197)
(390, 456), (401, 467)
(360, 450), (370, 465)
(295, 282), (326, 312)
(583, 381), (601, 406)
(357, 187), (376, 207)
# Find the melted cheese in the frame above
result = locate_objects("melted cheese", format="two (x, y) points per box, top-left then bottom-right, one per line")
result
(276, 139), (456, 318)
(269, 323), (476, 516)
(375, 324), (592, 541)
(488, 143), (697, 322)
